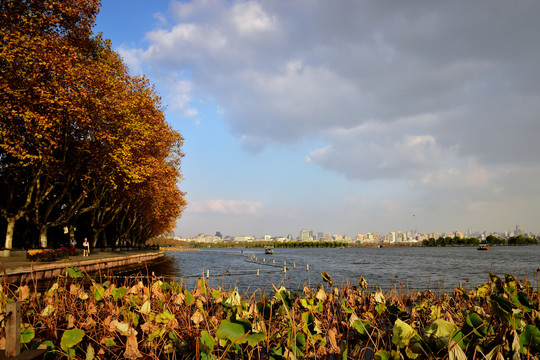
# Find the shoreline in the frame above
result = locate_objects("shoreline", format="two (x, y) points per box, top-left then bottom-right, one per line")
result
(0, 250), (164, 283)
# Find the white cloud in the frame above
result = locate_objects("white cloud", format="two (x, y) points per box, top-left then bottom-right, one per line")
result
(117, 46), (143, 74)
(119, 0), (540, 234)
(229, 2), (275, 35)
(190, 199), (263, 216)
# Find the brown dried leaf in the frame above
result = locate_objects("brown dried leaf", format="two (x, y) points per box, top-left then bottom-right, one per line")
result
(102, 315), (111, 328)
(328, 328), (340, 354)
(67, 313), (76, 329)
(70, 284), (78, 296)
(124, 334), (143, 359)
(191, 310), (204, 326)
(140, 321), (159, 334)
(316, 288), (327, 302)
(173, 293), (185, 305)
(168, 317), (180, 330)
(83, 317), (96, 329)
(87, 302), (97, 315)
(18, 285), (30, 301)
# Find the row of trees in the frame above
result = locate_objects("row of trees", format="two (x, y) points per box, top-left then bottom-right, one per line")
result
(0, 0), (186, 249)
(421, 235), (537, 247)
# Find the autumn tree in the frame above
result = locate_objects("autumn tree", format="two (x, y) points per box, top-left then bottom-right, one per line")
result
(0, 0), (185, 249)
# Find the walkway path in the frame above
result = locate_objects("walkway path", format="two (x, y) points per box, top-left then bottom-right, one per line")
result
(0, 249), (164, 283)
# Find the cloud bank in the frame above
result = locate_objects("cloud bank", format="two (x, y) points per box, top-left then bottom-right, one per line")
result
(120, 0), (540, 234)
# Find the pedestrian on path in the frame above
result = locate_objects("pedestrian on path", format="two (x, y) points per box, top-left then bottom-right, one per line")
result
(83, 238), (90, 256)
(69, 238), (77, 255)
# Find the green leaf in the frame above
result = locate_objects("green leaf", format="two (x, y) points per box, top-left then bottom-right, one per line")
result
(155, 310), (175, 324)
(170, 281), (182, 294)
(200, 330), (216, 360)
(374, 349), (401, 360)
(392, 319), (418, 348)
(387, 304), (409, 320)
(340, 340), (348, 360)
(66, 267), (83, 278)
(91, 283), (105, 301)
(184, 289), (195, 306)
(111, 287), (128, 302)
(515, 292), (533, 311)
(60, 328), (85, 352)
(519, 325), (540, 354)
(216, 320), (266, 346)
(148, 328), (166, 342)
(504, 281), (517, 297)
(102, 338), (116, 348)
(351, 319), (371, 336)
(126, 295), (142, 307)
(302, 311), (322, 335)
(274, 288), (293, 310)
(31, 340), (54, 351)
(217, 319), (246, 343)
(489, 295), (513, 324)
(392, 319), (423, 359)
(301, 297), (323, 312)
(425, 318), (456, 348)
(20, 323), (35, 344)
(287, 329), (306, 357)
(197, 278), (207, 295)
(476, 283), (491, 298)
(465, 312), (490, 338)
(340, 298), (354, 313)
(85, 344), (95, 360)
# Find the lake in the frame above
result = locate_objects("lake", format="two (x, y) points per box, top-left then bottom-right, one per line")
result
(140, 246), (540, 294)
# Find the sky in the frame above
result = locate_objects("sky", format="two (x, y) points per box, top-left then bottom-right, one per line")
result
(93, 0), (540, 238)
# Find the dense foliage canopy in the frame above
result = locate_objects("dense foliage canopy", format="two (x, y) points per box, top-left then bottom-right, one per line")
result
(0, 0), (186, 249)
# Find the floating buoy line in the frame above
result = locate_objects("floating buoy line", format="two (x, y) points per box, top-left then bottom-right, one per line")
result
(89, 250), (311, 282)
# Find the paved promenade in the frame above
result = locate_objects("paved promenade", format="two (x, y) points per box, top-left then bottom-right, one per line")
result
(0, 249), (164, 283)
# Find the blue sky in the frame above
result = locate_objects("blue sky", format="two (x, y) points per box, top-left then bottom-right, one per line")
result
(94, 0), (540, 238)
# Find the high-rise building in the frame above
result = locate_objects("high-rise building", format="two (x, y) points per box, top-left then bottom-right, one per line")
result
(300, 228), (309, 241)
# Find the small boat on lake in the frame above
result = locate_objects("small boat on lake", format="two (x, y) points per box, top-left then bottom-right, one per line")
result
(265, 247), (274, 255)
(477, 245), (490, 251)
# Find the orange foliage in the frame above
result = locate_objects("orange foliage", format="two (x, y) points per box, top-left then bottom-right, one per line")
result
(0, 0), (186, 248)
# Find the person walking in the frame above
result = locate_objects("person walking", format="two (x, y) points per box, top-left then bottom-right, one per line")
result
(69, 238), (77, 255)
(83, 238), (90, 256)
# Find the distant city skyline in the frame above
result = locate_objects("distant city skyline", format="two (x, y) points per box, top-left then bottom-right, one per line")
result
(174, 224), (536, 241)
(95, 1), (540, 237)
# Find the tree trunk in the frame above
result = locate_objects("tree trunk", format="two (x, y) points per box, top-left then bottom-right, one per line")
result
(4, 217), (17, 250)
(92, 230), (102, 248)
(39, 227), (48, 248)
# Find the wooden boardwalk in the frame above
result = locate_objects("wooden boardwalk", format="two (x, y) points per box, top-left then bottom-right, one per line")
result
(0, 250), (164, 283)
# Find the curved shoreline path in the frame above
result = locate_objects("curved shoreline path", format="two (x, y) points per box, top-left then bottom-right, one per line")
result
(0, 249), (164, 283)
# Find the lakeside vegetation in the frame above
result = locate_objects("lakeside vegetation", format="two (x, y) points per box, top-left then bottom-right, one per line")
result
(1, 269), (539, 359)
(147, 236), (538, 250)
(421, 235), (538, 247)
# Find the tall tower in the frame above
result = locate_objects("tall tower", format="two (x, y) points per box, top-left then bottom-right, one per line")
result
(300, 228), (309, 241)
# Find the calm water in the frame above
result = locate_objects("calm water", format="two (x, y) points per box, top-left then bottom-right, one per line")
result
(146, 246), (540, 294)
